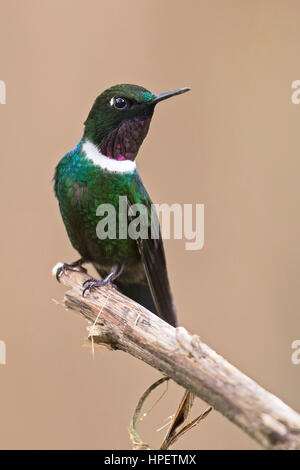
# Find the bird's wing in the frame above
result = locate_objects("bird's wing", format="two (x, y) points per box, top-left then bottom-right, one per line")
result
(127, 173), (178, 327)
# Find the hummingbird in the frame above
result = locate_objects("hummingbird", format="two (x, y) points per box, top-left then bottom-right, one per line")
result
(54, 84), (190, 327)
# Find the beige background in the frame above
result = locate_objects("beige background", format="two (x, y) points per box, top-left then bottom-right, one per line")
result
(0, 0), (299, 450)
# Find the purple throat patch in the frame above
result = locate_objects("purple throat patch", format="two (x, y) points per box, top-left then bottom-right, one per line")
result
(99, 117), (151, 161)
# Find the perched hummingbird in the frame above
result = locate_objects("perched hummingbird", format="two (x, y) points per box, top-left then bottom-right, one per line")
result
(54, 84), (190, 327)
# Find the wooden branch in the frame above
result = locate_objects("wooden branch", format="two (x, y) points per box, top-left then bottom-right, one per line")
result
(53, 268), (300, 450)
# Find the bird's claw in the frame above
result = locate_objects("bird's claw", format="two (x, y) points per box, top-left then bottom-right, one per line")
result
(56, 264), (66, 281)
(82, 278), (105, 297)
(56, 262), (87, 282)
(82, 278), (116, 297)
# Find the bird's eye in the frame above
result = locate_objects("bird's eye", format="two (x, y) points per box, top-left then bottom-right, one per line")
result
(113, 96), (129, 110)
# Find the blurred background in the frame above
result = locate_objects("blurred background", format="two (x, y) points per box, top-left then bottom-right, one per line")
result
(0, 0), (299, 450)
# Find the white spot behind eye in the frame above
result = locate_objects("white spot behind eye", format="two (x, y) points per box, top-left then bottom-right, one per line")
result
(109, 97), (114, 107)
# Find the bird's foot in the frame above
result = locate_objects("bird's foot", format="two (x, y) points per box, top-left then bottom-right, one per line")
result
(82, 265), (124, 297)
(82, 277), (116, 297)
(54, 259), (87, 282)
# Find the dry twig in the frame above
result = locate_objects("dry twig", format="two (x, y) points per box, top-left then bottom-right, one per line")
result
(53, 267), (300, 450)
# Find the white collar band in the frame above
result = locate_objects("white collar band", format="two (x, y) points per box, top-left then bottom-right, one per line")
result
(82, 140), (136, 174)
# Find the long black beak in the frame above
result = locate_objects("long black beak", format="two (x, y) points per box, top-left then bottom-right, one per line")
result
(150, 87), (191, 105)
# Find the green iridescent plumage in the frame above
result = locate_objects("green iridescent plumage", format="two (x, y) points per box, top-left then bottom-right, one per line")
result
(83, 84), (154, 147)
(54, 83), (190, 326)
(55, 140), (148, 266)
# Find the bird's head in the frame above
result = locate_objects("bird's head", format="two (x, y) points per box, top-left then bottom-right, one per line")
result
(83, 84), (190, 161)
